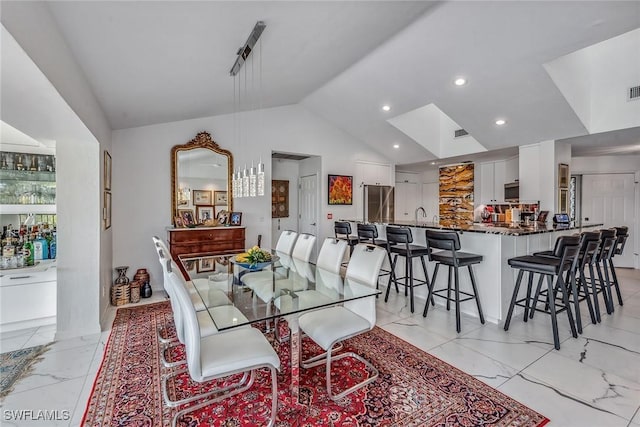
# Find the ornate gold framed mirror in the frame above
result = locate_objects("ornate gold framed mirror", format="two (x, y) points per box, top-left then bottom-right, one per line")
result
(171, 132), (233, 226)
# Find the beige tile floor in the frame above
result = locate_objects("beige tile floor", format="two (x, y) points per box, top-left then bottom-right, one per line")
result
(1, 269), (639, 426)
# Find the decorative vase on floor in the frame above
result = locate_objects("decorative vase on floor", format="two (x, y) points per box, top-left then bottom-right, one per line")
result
(114, 266), (130, 285)
(141, 281), (152, 298)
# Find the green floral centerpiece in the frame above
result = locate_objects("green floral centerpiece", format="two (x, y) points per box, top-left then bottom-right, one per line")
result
(235, 246), (272, 268)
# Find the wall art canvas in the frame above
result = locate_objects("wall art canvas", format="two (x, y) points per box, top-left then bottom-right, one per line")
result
(328, 175), (353, 205)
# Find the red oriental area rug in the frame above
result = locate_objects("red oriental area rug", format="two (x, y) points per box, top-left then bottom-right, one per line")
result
(82, 301), (549, 427)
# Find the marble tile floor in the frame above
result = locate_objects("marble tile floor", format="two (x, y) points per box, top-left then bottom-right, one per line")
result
(1, 269), (639, 426)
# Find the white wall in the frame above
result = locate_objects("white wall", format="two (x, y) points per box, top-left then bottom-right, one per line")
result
(271, 159), (300, 247)
(112, 104), (390, 290)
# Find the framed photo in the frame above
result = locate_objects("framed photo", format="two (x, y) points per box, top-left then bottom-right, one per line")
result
(328, 174), (353, 205)
(558, 163), (569, 189)
(197, 257), (216, 273)
(196, 205), (214, 223)
(174, 215), (185, 228)
(103, 191), (111, 229)
(229, 211), (242, 226)
(272, 180), (289, 218)
(178, 209), (195, 226)
(193, 189), (212, 205)
(216, 209), (229, 225)
(104, 151), (112, 191)
(214, 191), (228, 206)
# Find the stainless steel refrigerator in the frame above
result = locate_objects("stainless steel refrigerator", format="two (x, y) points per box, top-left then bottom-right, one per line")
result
(363, 185), (395, 223)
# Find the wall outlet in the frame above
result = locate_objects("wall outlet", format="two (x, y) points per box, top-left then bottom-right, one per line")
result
(327, 213), (333, 219)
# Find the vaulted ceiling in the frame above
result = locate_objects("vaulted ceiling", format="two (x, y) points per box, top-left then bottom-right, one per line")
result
(3, 1), (640, 165)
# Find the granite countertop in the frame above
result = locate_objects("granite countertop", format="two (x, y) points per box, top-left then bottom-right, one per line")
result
(342, 220), (604, 236)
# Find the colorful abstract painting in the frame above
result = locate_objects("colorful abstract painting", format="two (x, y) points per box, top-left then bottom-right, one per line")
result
(328, 175), (353, 205)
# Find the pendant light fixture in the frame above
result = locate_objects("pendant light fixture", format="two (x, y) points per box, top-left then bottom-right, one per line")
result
(230, 21), (266, 198)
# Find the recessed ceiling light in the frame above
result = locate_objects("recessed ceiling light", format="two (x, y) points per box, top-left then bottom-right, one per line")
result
(382, 105), (391, 112)
(454, 77), (467, 86)
(393, 144), (400, 149)
(495, 119), (507, 126)
(430, 161), (436, 165)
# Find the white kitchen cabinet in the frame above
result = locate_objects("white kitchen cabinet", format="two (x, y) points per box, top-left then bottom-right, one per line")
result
(358, 162), (392, 186)
(395, 181), (418, 220)
(478, 160), (506, 203)
(0, 260), (56, 330)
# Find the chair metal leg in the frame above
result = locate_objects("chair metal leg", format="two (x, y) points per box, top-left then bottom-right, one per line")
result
(170, 367), (278, 427)
(529, 274), (545, 319)
(163, 367), (251, 408)
(608, 258), (624, 306)
(160, 341), (186, 368)
(324, 343), (379, 401)
(558, 273), (578, 339)
(523, 272), (534, 322)
(568, 267), (583, 334)
(384, 254), (400, 302)
(423, 263), (440, 318)
(578, 265), (596, 325)
(454, 265), (461, 333)
(545, 274), (561, 350)
(588, 262), (602, 322)
(599, 261), (615, 314)
(504, 270), (524, 330)
(408, 256), (414, 312)
(467, 264), (485, 324)
(420, 255), (434, 306)
(446, 265), (452, 311)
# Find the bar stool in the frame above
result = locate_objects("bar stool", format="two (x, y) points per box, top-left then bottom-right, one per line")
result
(505, 235), (579, 350)
(334, 221), (359, 256)
(384, 226), (430, 313)
(609, 226), (629, 308)
(422, 230), (484, 333)
(357, 223), (397, 294)
(595, 229), (618, 315)
(529, 233), (596, 333)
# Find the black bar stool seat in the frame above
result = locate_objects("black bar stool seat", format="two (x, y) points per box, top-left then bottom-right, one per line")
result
(423, 230), (484, 333)
(505, 235), (579, 350)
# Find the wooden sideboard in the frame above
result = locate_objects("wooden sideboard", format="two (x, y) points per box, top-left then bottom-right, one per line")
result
(167, 226), (245, 278)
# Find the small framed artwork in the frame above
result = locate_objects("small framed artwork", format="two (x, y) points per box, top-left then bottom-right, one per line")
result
(328, 174), (353, 205)
(104, 151), (112, 191)
(178, 209), (195, 226)
(103, 191), (111, 229)
(197, 257), (216, 273)
(193, 190), (212, 206)
(229, 211), (242, 226)
(214, 191), (228, 206)
(558, 188), (569, 214)
(196, 205), (214, 223)
(174, 215), (185, 228)
(558, 163), (569, 189)
(216, 209), (229, 225)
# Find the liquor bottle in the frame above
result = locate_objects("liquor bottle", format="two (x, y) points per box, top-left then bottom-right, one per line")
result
(22, 236), (34, 266)
(33, 233), (49, 260)
(49, 232), (57, 259)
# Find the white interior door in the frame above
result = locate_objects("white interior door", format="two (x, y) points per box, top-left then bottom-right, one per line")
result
(582, 173), (636, 268)
(299, 174), (318, 238)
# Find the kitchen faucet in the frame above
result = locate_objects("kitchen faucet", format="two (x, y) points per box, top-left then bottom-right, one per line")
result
(415, 206), (426, 225)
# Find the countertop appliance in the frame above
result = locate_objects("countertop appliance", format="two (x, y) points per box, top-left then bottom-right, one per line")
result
(504, 182), (519, 202)
(363, 185), (394, 223)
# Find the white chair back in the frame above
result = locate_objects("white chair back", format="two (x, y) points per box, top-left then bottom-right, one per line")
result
(275, 230), (298, 254)
(344, 244), (386, 327)
(314, 268), (342, 298)
(167, 268), (211, 382)
(291, 233), (316, 262)
(153, 236), (170, 259)
(158, 252), (187, 343)
(316, 238), (347, 274)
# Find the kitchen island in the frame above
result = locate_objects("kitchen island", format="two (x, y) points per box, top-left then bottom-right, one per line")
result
(342, 220), (603, 324)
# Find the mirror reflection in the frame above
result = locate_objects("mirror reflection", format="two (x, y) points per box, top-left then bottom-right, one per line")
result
(171, 132), (233, 226)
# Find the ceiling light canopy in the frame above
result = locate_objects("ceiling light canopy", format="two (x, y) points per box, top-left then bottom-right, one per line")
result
(454, 77), (467, 86)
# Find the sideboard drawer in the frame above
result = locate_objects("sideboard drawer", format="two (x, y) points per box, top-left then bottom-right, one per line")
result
(169, 227), (244, 244)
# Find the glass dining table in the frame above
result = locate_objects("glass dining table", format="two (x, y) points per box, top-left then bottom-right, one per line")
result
(178, 250), (381, 402)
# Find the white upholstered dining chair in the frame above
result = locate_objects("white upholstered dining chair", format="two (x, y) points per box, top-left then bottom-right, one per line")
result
(162, 267), (280, 427)
(298, 243), (385, 400)
(241, 230), (299, 288)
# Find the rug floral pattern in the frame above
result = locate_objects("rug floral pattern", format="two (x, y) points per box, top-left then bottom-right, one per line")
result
(82, 301), (548, 427)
